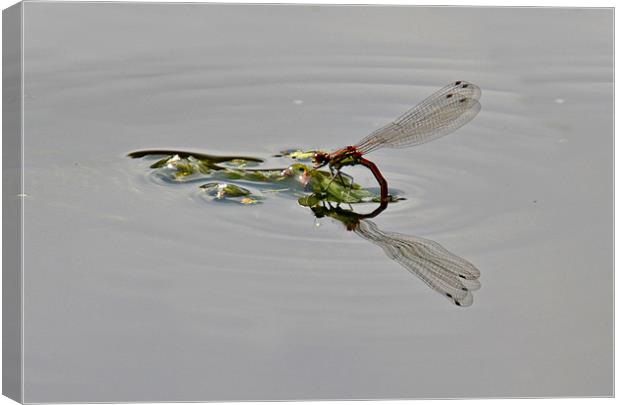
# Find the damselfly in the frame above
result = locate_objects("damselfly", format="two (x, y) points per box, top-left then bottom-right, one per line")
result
(313, 81), (482, 207)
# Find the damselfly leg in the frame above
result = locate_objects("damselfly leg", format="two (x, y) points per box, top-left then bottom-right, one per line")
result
(324, 165), (355, 198)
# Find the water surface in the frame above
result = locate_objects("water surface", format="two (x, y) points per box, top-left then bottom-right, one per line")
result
(21, 3), (612, 401)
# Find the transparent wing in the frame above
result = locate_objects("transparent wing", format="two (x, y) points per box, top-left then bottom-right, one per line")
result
(355, 220), (481, 307)
(355, 81), (481, 155)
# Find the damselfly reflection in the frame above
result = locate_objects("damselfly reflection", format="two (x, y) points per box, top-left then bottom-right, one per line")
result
(311, 204), (481, 307)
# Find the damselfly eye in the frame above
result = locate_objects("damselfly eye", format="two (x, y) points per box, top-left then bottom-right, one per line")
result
(314, 152), (327, 164)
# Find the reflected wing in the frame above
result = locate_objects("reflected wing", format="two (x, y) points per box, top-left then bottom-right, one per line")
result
(355, 81), (481, 155)
(355, 220), (481, 307)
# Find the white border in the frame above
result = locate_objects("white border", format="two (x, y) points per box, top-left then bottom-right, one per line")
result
(0, 1), (615, 405)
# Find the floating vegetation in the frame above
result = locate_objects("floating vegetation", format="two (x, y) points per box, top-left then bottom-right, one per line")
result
(150, 155), (214, 181)
(273, 149), (317, 161)
(199, 182), (263, 205)
(200, 182), (252, 198)
(128, 149), (396, 206)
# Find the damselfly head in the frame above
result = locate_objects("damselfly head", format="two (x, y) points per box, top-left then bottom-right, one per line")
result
(282, 163), (312, 187)
(313, 151), (329, 168)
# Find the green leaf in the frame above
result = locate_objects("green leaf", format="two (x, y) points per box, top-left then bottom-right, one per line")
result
(200, 182), (251, 198)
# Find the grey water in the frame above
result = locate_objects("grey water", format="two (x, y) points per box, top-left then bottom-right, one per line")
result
(20, 3), (612, 402)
